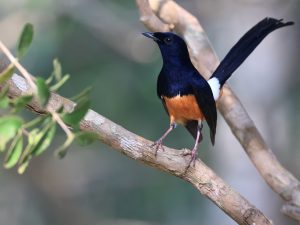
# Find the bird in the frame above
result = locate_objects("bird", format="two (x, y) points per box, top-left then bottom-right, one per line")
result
(142, 17), (294, 167)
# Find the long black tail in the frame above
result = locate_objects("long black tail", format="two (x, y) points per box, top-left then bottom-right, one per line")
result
(211, 17), (294, 86)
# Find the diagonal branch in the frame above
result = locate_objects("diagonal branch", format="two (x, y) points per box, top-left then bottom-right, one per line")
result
(2, 72), (272, 225)
(136, 0), (300, 222)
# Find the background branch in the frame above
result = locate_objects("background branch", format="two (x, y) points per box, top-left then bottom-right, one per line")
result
(135, 0), (300, 222)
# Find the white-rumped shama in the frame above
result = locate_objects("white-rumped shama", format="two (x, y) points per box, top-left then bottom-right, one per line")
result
(143, 17), (294, 167)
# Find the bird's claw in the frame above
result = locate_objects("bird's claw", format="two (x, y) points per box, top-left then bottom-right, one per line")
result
(182, 148), (198, 169)
(151, 139), (165, 156)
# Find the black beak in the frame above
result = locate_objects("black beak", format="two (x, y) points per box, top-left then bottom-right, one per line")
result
(142, 32), (159, 41)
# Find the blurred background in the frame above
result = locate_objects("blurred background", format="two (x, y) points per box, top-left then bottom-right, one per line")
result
(0, 0), (299, 224)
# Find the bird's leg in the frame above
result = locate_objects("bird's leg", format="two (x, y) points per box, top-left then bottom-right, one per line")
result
(152, 123), (176, 156)
(183, 123), (203, 168)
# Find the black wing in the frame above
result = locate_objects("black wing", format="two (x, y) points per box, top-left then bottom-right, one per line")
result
(191, 81), (217, 145)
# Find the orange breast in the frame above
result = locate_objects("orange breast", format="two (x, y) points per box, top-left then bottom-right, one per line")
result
(163, 95), (204, 125)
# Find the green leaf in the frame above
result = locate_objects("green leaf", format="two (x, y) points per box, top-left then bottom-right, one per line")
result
(75, 131), (98, 146)
(0, 85), (9, 108)
(56, 105), (64, 114)
(12, 95), (33, 112)
(4, 133), (23, 169)
(53, 58), (62, 81)
(0, 96), (9, 108)
(36, 77), (50, 106)
(17, 23), (34, 58)
(50, 74), (70, 92)
(31, 122), (56, 156)
(23, 116), (45, 129)
(0, 116), (23, 151)
(18, 160), (30, 174)
(62, 99), (90, 127)
(0, 63), (14, 84)
(19, 129), (38, 162)
(46, 73), (54, 85)
(0, 85), (9, 98)
(18, 120), (56, 165)
(55, 135), (74, 158)
(70, 86), (92, 102)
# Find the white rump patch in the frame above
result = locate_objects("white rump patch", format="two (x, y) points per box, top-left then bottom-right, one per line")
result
(207, 77), (221, 100)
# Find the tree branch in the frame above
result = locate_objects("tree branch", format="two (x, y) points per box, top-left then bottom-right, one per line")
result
(2, 72), (272, 225)
(136, 0), (300, 222)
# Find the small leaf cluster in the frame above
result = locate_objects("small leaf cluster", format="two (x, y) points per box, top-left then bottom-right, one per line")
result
(0, 23), (97, 173)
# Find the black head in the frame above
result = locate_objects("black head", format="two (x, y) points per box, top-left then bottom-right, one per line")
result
(142, 32), (191, 65)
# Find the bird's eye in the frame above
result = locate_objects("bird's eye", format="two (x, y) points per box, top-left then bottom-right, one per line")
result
(164, 37), (173, 45)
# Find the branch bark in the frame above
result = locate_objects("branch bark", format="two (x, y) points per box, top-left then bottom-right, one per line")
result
(136, 0), (300, 222)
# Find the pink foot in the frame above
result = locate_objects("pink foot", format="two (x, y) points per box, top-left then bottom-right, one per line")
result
(151, 139), (165, 156)
(182, 148), (198, 168)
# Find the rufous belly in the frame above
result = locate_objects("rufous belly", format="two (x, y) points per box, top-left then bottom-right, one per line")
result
(163, 95), (204, 125)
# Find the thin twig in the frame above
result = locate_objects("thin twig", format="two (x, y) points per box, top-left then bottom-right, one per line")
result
(0, 41), (36, 91)
(49, 109), (73, 138)
(0, 40), (74, 141)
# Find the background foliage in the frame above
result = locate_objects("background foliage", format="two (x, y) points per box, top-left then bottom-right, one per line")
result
(0, 0), (299, 224)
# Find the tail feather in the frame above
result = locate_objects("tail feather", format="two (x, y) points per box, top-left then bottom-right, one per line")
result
(211, 17), (294, 86)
